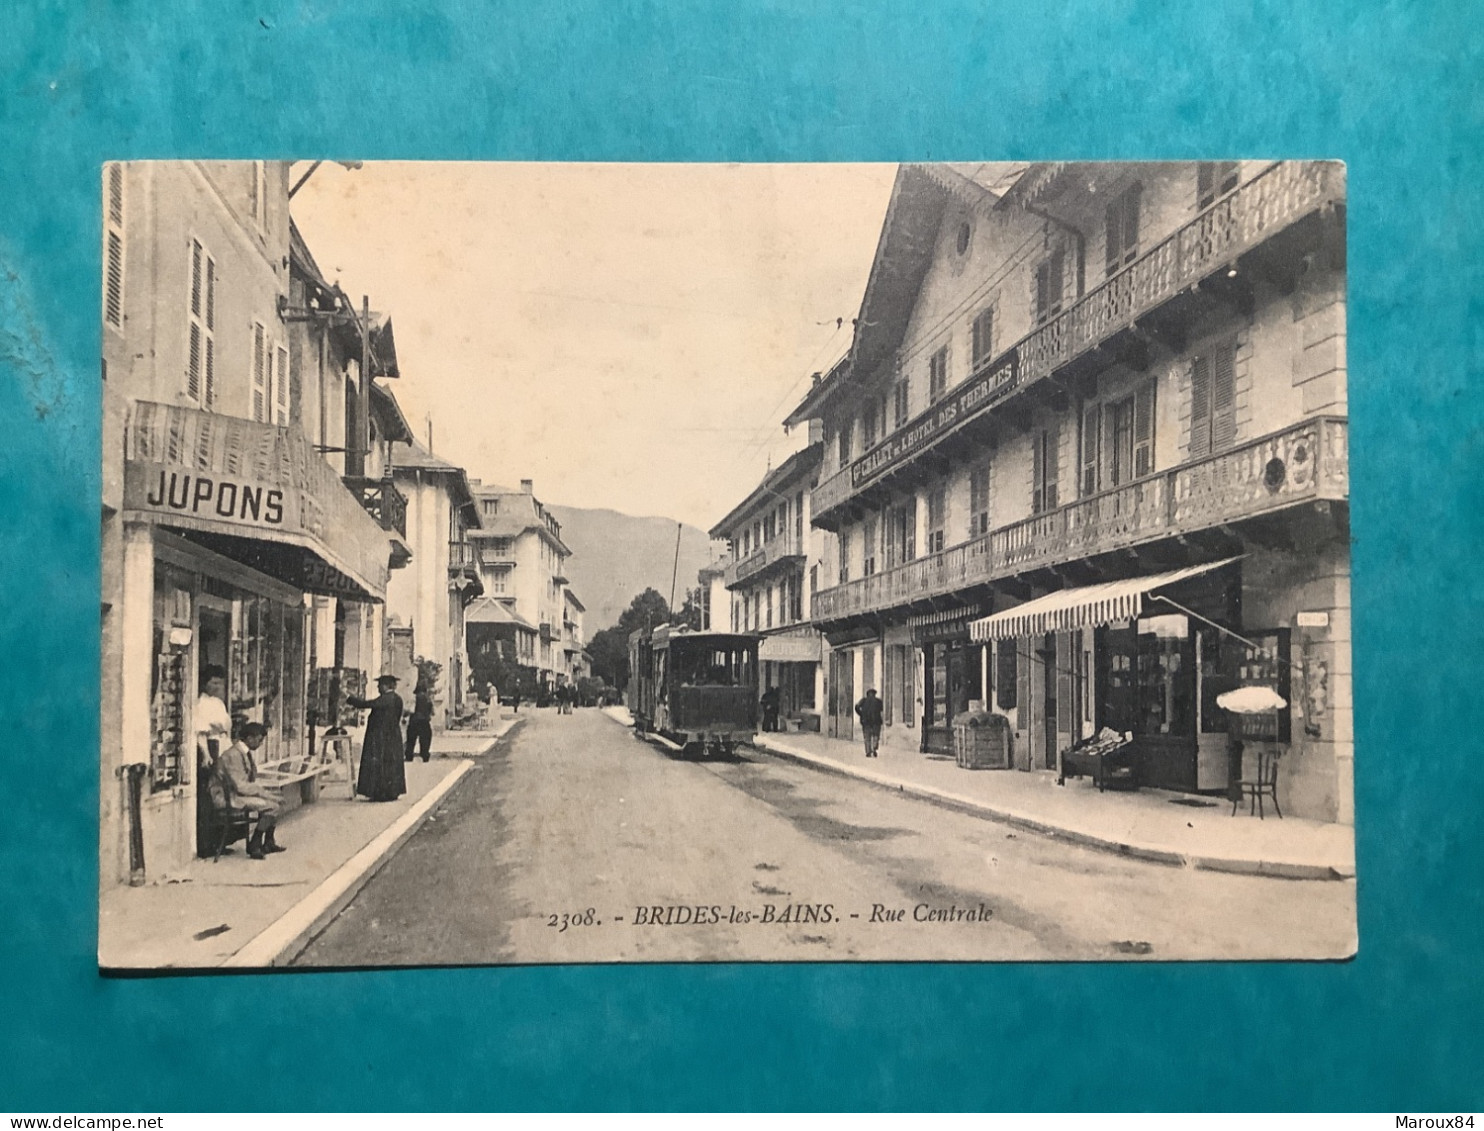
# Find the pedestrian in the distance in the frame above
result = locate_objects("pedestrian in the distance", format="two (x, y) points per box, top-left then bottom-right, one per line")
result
(854, 688), (884, 758)
(348, 674), (407, 802)
(405, 679), (434, 763)
(760, 686), (781, 733)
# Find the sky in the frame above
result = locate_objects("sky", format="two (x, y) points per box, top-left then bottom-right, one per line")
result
(290, 162), (898, 530)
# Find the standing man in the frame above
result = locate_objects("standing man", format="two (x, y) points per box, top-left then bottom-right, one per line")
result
(405, 679), (434, 763)
(854, 688), (884, 758)
(216, 722), (285, 859)
(348, 674), (407, 802)
(760, 686), (781, 733)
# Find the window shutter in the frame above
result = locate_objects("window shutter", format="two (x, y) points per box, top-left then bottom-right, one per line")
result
(1133, 380), (1156, 477)
(1044, 424), (1059, 510)
(1197, 163), (1215, 210)
(189, 240), (202, 317)
(186, 322), (202, 401)
(1033, 429), (1045, 514)
(972, 308), (993, 367)
(1190, 355), (1212, 456)
(1049, 248), (1064, 315)
(205, 258), (215, 331)
(1081, 404), (1100, 496)
(1016, 640), (1032, 728)
(1104, 201), (1122, 276)
(1124, 184), (1141, 263)
(203, 335), (215, 408)
(252, 323), (267, 422)
(1035, 260), (1050, 323)
(104, 231), (124, 328)
(275, 344), (289, 424)
(107, 165), (124, 227)
(1056, 632), (1074, 734)
(1212, 341), (1237, 450)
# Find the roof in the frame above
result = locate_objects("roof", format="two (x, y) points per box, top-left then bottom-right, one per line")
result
(390, 438), (480, 523)
(708, 442), (824, 539)
(369, 381), (413, 444)
(467, 486), (573, 556)
(287, 219), (400, 380)
(563, 589), (585, 612)
(783, 353), (852, 429)
(465, 597), (537, 630)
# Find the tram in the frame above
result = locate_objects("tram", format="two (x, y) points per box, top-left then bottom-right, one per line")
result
(627, 626), (760, 757)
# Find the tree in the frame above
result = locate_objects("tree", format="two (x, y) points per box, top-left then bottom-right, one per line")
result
(676, 586), (704, 631)
(588, 588), (677, 689)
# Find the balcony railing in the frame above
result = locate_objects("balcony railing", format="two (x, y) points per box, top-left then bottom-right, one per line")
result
(724, 531), (806, 588)
(816, 161), (1344, 518)
(343, 475), (408, 539)
(448, 540), (478, 572)
(812, 416), (1347, 621)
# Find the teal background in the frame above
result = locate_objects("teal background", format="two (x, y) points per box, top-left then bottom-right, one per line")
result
(2, 0), (1481, 1112)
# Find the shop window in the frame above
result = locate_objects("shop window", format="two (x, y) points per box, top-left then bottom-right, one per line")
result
(1032, 424), (1060, 513)
(1104, 183), (1142, 276)
(929, 346), (949, 404)
(1225, 628), (1292, 743)
(1197, 161), (1240, 211)
(971, 307), (995, 373)
(1190, 339), (1238, 456)
(149, 574), (193, 792)
(1135, 614), (1195, 735)
(994, 639), (1017, 710)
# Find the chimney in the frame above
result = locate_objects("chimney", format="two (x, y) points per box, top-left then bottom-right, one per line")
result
(520, 479), (534, 494)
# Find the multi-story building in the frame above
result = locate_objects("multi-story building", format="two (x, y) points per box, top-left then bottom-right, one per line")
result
(466, 479), (574, 689)
(385, 438), (483, 726)
(792, 161), (1349, 822)
(560, 588), (587, 684)
(100, 162), (407, 885)
(709, 440), (831, 729)
(696, 553), (731, 631)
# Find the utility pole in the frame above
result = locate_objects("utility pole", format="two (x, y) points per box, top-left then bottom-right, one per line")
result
(669, 522), (682, 624)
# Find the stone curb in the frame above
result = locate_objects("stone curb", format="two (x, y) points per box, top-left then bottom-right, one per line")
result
(224, 759), (481, 967)
(754, 736), (1350, 883)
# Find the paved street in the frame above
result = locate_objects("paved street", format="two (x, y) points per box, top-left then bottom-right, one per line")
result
(295, 708), (1356, 965)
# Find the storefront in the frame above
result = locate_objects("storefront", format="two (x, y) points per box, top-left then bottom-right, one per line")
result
(758, 628), (824, 730)
(972, 558), (1248, 793)
(911, 607), (988, 756)
(108, 402), (393, 882)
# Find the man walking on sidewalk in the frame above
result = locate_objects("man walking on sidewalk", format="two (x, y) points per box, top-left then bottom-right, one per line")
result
(855, 689), (884, 758)
(405, 679), (434, 763)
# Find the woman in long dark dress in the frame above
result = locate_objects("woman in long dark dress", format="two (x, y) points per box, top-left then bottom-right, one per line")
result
(348, 674), (407, 801)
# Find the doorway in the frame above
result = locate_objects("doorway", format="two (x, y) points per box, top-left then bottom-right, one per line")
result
(1038, 634), (1058, 770)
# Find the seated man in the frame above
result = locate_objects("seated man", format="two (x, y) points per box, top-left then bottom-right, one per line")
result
(216, 722), (285, 859)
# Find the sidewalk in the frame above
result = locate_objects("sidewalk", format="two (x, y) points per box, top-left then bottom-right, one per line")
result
(750, 728), (1354, 881)
(97, 722), (518, 970)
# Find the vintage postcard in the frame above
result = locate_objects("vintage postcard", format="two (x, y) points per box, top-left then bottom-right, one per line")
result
(96, 160), (1353, 969)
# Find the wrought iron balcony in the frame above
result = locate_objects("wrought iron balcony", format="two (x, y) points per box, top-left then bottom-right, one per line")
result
(342, 475), (408, 539)
(811, 416), (1347, 621)
(814, 161), (1345, 523)
(724, 531), (806, 589)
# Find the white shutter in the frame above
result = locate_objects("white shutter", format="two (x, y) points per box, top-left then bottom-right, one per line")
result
(252, 322), (268, 422)
(203, 257), (216, 407)
(274, 344), (289, 424)
(103, 166), (125, 330)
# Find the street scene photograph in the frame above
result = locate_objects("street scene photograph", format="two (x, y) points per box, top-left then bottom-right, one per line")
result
(96, 159), (1354, 969)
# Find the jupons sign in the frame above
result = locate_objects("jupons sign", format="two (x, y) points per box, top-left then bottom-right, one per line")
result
(125, 464), (294, 529)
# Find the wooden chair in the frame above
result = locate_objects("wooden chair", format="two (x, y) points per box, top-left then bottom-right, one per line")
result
(1232, 743), (1282, 819)
(208, 761), (258, 861)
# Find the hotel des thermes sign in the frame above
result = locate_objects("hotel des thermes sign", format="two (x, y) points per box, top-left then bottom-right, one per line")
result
(123, 401), (389, 599)
(850, 352), (1017, 490)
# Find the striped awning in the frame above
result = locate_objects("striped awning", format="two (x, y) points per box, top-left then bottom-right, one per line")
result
(969, 558), (1241, 642)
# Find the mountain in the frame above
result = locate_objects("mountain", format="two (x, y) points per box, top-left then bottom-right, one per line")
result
(548, 505), (716, 632)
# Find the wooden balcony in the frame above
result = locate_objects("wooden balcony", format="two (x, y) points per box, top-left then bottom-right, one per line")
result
(812, 416), (1347, 621)
(724, 531), (806, 589)
(342, 475), (408, 539)
(814, 161), (1345, 525)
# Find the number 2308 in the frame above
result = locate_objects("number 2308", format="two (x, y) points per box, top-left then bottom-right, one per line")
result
(548, 908), (598, 931)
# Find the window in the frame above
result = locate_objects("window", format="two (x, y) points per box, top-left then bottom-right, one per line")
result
(862, 516), (877, 577)
(863, 403), (877, 449)
(995, 640), (1017, 709)
(250, 161), (267, 227)
(1104, 183), (1142, 276)
(971, 307), (994, 372)
(186, 240), (217, 407)
(969, 463), (991, 538)
(838, 420), (852, 466)
(886, 498), (917, 567)
(1035, 245), (1066, 324)
(929, 346), (949, 404)
(251, 321), (269, 421)
(487, 568), (509, 595)
(765, 587), (774, 629)
(795, 491), (804, 540)
(838, 528), (851, 584)
(809, 564), (818, 595)
(104, 164), (125, 331)
(1080, 403), (1101, 496)
(893, 378), (910, 428)
(483, 498), (500, 519)
(789, 571), (804, 621)
(925, 484), (946, 554)
(1033, 424), (1060, 514)
(1190, 339), (1237, 456)
(1197, 161), (1240, 211)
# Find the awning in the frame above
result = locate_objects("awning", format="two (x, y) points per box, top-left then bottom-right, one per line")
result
(759, 632), (825, 664)
(969, 558), (1241, 642)
(123, 401), (391, 601)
